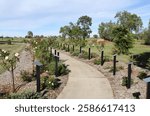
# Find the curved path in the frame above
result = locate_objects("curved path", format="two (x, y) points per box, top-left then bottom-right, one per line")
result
(57, 53), (113, 99)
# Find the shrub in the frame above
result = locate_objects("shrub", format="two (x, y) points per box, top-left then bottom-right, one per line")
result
(7, 39), (12, 45)
(104, 56), (111, 62)
(58, 63), (69, 76)
(40, 76), (60, 90)
(20, 70), (34, 82)
(122, 76), (134, 86)
(93, 59), (101, 65)
(137, 71), (147, 80)
(7, 91), (45, 99)
(71, 51), (80, 56)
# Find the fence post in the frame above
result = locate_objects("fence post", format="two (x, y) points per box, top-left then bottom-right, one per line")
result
(68, 45), (70, 52)
(127, 62), (132, 89)
(80, 46), (82, 53)
(101, 50), (104, 66)
(143, 77), (150, 99)
(57, 52), (60, 61)
(113, 54), (117, 76)
(55, 56), (59, 77)
(34, 61), (42, 93)
(72, 45), (74, 52)
(88, 48), (91, 60)
(54, 49), (57, 56)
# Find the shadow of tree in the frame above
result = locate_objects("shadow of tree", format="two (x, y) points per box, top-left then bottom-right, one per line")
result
(132, 52), (150, 70)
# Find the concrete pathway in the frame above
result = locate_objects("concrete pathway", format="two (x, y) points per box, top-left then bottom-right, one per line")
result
(57, 52), (113, 99)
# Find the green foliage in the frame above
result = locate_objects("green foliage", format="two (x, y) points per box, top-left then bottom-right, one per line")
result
(7, 39), (12, 45)
(40, 76), (60, 90)
(122, 76), (133, 86)
(20, 70), (34, 82)
(71, 50), (80, 56)
(137, 71), (147, 80)
(93, 59), (101, 65)
(58, 63), (69, 76)
(112, 26), (134, 55)
(77, 15), (92, 39)
(98, 21), (116, 41)
(115, 11), (143, 33)
(7, 91), (44, 99)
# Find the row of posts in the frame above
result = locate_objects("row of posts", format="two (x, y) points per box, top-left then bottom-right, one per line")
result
(34, 48), (60, 93)
(34, 44), (150, 99)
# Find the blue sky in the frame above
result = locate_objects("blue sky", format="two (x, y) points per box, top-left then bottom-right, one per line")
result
(0, 0), (150, 37)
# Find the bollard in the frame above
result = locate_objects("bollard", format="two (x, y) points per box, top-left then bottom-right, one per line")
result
(127, 62), (132, 89)
(143, 77), (150, 99)
(80, 46), (82, 53)
(88, 48), (91, 60)
(113, 54), (117, 76)
(72, 45), (74, 52)
(55, 56), (59, 77)
(57, 52), (60, 61)
(34, 61), (42, 93)
(101, 50), (104, 66)
(54, 49), (57, 56)
(68, 45), (70, 52)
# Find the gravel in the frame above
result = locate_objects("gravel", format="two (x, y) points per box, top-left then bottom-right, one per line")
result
(0, 49), (33, 91)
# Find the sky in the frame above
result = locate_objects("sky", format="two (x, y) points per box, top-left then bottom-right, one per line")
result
(0, 0), (150, 37)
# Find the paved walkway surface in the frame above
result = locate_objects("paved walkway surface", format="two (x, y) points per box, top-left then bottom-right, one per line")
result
(57, 52), (113, 99)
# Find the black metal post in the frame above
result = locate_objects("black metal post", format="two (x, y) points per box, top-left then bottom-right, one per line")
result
(146, 82), (150, 99)
(72, 45), (74, 52)
(68, 45), (70, 52)
(80, 46), (82, 53)
(88, 48), (91, 60)
(57, 52), (60, 61)
(36, 65), (41, 93)
(55, 56), (58, 77)
(54, 49), (57, 55)
(113, 55), (117, 76)
(127, 63), (132, 89)
(101, 50), (104, 66)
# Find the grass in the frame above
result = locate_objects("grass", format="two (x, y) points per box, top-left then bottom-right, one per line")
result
(0, 43), (25, 74)
(74, 39), (150, 63)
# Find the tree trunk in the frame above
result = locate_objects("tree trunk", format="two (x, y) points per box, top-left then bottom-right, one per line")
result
(11, 66), (15, 93)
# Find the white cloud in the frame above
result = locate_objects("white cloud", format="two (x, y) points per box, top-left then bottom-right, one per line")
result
(0, 0), (146, 36)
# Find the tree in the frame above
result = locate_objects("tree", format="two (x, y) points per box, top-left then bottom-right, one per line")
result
(112, 26), (134, 54)
(98, 21), (116, 41)
(0, 49), (19, 92)
(59, 26), (70, 38)
(77, 15), (92, 39)
(27, 31), (33, 38)
(93, 34), (98, 38)
(115, 11), (143, 33)
(143, 20), (150, 45)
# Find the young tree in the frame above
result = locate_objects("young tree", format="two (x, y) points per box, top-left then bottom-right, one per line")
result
(0, 49), (19, 92)
(77, 15), (92, 39)
(112, 26), (134, 54)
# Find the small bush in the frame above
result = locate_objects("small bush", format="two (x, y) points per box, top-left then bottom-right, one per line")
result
(7, 39), (12, 45)
(20, 70), (34, 82)
(104, 56), (111, 62)
(40, 76), (60, 90)
(137, 71), (147, 80)
(71, 51), (80, 56)
(93, 59), (101, 65)
(108, 66), (124, 72)
(58, 63), (69, 76)
(122, 76), (134, 86)
(7, 91), (45, 99)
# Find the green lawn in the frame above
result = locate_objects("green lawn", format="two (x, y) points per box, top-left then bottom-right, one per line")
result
(81, 40), (150, 63)
(0, 43), (25, 74)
